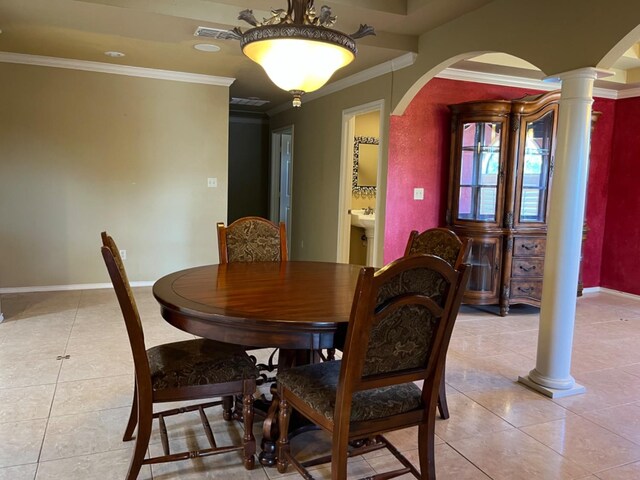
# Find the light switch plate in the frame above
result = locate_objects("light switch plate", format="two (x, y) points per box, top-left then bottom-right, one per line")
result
(207, 178), (217, 188)
(414, 187), (424, 200)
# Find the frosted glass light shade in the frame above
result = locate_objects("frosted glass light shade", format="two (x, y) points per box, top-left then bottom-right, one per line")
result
(243, 38), (355, 94)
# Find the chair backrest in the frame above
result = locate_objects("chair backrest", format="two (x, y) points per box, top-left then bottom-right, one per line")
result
(100, 232), (151, 383)
(336, 254), (470, 418)
(404, 227), (470, 268)
(217, 217), (288, 263)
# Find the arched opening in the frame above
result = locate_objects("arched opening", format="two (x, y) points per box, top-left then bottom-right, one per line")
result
(385, 51), (553, 266)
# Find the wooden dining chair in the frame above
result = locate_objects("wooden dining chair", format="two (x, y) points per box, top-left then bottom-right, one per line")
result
(217, 216), (288, 264)
(404, 227), (471, 420)
(217, 217), (289, 380)
(101, 232), (258, 480)
(276, 254), (470, 480)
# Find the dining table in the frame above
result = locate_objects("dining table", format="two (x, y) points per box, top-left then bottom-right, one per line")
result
(152, 260), (364, 465)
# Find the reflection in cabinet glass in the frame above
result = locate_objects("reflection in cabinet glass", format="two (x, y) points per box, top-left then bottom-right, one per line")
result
(519, 111), (554, 223)
(458, 122), (501, 222)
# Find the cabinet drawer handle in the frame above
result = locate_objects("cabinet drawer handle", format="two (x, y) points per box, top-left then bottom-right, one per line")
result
(517, 286), (534, 293)
(519, 265), (537, 272)
(521, 243), (537, 250)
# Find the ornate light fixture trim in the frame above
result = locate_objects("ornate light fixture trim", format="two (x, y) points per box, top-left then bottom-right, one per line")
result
(227, 0), (374, 107)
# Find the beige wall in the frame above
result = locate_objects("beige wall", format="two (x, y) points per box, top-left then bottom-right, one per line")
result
(271, 75), (391, 262)
(393, 0), (640, 113)
(0, 63), (229, 287)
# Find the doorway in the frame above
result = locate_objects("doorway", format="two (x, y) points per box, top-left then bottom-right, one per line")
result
(270, 126), (294, 248)
(337, 100), (385, 267)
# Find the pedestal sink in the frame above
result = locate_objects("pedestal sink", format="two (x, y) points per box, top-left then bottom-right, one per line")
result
(350, 209), (375, 266)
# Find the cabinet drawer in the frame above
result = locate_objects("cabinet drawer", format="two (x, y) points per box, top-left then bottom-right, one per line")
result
(514, 237), (546, 256)
(510, 280), (543, 300)
(512, 258), (544, 277)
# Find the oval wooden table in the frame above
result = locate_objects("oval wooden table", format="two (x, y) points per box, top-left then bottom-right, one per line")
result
(153, 260), (363, 465)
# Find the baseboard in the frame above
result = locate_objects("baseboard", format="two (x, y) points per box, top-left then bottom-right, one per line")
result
(0, 281), (154, 294)
(581, 287), (601, 294)
(598, 287), (640, 301)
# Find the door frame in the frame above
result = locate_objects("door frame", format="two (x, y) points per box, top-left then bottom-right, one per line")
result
(337, 100), (386, 266)
(270, 125), (294, 247)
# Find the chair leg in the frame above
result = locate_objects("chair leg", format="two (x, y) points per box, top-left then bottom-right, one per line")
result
(242, 390), (256, 470)
(276, 396), (292, 474)
(125, 400), (152, 480)
(417, 415), (437, 479)
(123, 380), (138, 441)
(437, 379), (449, 420)
(222, 395), (234, 421)
(437, 364), (450, 420)
(330, 427), (350, 480)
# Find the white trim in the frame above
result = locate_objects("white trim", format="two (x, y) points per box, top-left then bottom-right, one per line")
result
(267, 53), (417, 116)
(581, 287), (601, 294)
(581, 286), (640, 301)
(617, 87), (640, 99)
(598, 287), (640, 301)
(0, 52), (235, 86)
(0, 281), (154, 294)
(435, 67), (620, 100)
(337, 99), (385, 267)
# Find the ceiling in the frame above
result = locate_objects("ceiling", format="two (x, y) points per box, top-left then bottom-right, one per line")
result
(1, 0), (639, 112)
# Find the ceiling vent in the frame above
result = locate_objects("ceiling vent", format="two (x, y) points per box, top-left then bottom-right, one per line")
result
(230, 97), (270, 107)
(194, 26), (235, 39)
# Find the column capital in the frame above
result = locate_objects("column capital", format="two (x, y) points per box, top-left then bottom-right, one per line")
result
(544, 67), (612, 83)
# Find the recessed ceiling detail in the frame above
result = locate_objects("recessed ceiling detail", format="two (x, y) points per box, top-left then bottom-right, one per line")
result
(194, 43), (221, 52)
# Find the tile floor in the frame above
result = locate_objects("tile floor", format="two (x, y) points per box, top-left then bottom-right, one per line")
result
(0, 288), (639, 479)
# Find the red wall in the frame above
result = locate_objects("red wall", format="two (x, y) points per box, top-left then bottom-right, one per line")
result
(583, 98), (616, 288)
(385, 78), (616, 289)
(600, 97), (640, 295)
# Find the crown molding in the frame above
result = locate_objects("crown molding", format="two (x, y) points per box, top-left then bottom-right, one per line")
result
(616, 87), (640, 99)
(436, 67), (619, 100)
(267, 52), (418, 116)
(0, 52), (235, 86)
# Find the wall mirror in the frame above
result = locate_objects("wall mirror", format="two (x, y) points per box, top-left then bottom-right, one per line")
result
(352, 136), (378, 198)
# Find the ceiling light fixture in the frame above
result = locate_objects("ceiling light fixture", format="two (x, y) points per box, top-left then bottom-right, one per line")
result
(104, 51), (125, 58)
(226, 0), (374, 107)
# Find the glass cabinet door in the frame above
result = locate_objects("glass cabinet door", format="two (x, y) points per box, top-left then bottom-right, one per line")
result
(464, 237), (502, 303)
(518, 111), (554, 223)
(457, 121), (502, 223)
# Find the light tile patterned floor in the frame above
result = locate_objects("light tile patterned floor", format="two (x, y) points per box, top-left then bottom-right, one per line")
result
(1, 289), (639, 479)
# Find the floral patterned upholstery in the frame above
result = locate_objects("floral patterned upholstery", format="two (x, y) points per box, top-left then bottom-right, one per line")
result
(277, 361), (422, 422)
(148, 339), (259, 391)
(407, 229), (463, 266)
(225, 219), (282, 263)
(361, 267), (447, 377)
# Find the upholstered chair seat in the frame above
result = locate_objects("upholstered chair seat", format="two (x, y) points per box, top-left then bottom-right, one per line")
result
(277, 361), (422, 422)
(148, 339), (259, 391)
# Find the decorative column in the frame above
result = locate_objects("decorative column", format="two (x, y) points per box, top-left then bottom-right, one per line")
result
(518, 68), (598, 398)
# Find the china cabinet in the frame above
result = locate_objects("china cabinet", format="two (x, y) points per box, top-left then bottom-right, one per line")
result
(446, 91), (586, 315)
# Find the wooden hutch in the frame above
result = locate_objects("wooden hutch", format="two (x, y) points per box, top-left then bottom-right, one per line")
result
(446, 91), (587, 316)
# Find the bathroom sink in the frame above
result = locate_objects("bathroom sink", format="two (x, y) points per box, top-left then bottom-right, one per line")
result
(350, 209), (375, 230)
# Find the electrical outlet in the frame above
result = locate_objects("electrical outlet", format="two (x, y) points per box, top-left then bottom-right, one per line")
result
(119, 249), (127, 260)
(207, 177), (217, 188)
(413, 188), (425, 200)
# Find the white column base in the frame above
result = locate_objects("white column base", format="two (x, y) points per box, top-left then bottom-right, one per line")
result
(518, 374), (585, 398)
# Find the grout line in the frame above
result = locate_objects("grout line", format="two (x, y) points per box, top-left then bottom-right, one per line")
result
(34, 290), (82, 471)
